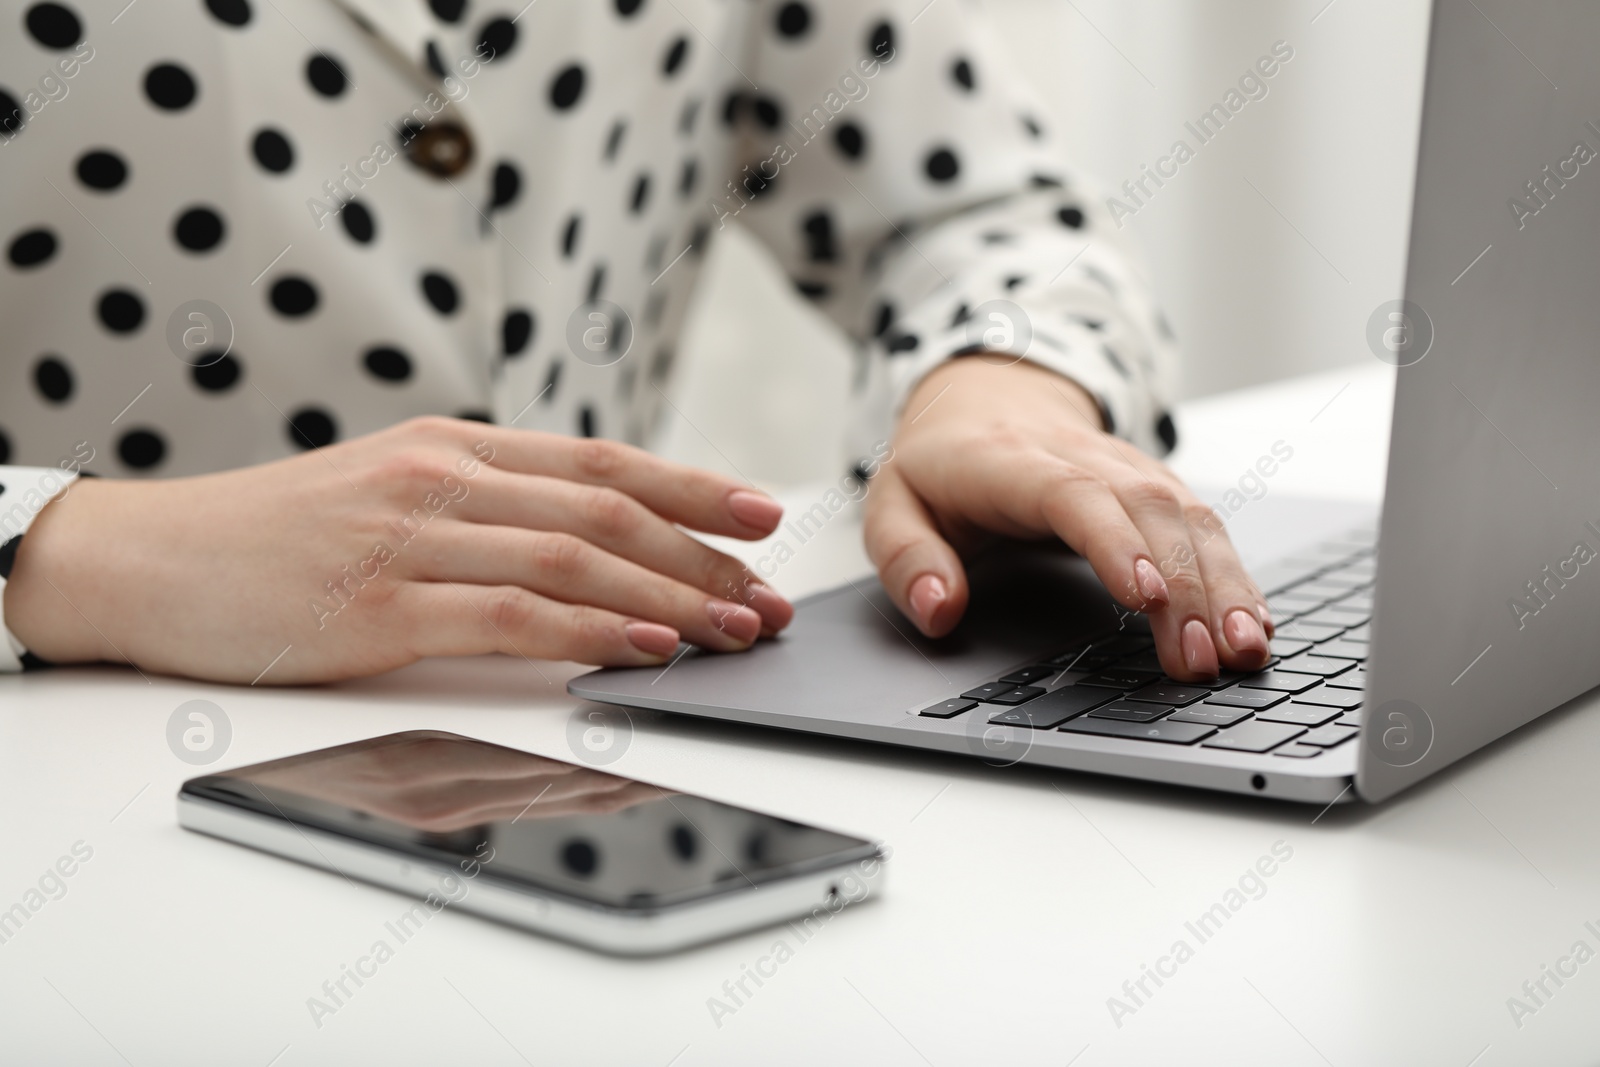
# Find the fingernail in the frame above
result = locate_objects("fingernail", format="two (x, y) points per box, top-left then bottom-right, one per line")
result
(1225, 608), (1269, 657)
(909, 573), (947, 628)
(625, 622), (680, 657)
(727, 490), (783, 531)
(1256, 601), (1275, 638)
(707, 599), (762, 644)
(1181, 618), (1219, 676)
(1134, 558), (1169, 607)
(744, 581), (795, 631)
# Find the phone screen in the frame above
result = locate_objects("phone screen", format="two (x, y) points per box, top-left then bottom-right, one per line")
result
(182, 731), (876, 910)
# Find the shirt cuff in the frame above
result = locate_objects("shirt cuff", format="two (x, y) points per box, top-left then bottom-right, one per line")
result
(0, 466), (81, 673)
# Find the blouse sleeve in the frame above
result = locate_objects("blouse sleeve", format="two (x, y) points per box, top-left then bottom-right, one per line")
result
(0, 466), (80, 672)
(721, 0), (1181, 466)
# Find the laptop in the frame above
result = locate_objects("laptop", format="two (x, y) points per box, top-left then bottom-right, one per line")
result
(572, 0), (1600, 804)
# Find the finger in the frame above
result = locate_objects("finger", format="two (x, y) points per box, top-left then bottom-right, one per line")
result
(1027, 460), (1171, 616)
(862, 465), (969, 636)
(452, 424), (784, 539)
(901, 443), (1169, 618)
(1183, 502), (1272, 670)
(1026, 460), (1228, 681)
(419, 525), (764, 652)
(396, 581), (683, 666)
(1110, 476), (1220, 681)
(457, 468), (793, 633)
(1090, 445), (1276, 646)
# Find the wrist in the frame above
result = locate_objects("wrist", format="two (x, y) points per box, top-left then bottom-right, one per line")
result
(3, 478), (121, 664)
(901, 357), (1106, 433)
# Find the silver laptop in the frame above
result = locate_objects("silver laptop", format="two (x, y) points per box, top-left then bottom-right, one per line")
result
(572, 0), (1600, 804)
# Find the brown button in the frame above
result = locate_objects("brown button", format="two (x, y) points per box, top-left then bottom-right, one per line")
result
(404, 121), (474, 178)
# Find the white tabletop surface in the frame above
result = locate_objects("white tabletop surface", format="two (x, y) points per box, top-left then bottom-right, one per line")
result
(7, 363), (1599, 1067)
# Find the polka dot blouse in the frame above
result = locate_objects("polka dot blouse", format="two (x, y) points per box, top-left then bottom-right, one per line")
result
(0, 0), (1179, 670)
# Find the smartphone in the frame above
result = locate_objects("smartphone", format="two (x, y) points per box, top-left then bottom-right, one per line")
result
(177, 731), (886, 955)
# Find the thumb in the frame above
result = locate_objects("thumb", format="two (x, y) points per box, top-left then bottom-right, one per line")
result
(862, 465), (968, 637)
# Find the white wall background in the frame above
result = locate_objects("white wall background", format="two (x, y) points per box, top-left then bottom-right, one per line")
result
(658, 0), (1432, 486)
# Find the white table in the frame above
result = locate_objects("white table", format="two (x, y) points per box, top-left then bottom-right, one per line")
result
(5, 364), (1596, 1067)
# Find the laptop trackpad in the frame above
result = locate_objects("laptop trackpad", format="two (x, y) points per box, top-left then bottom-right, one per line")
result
(569, 547), (1121, 729)
(566, 494), (1379, 731)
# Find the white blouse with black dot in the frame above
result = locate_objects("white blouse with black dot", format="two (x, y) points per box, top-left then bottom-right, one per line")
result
(0, 0), (1179, 670)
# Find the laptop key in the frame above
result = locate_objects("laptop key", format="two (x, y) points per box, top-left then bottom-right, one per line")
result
(999, 664), (1059, 685)
(1168, 705), (1254, 727)
(1126, 683), (1211, 706)
(990, 684), (1116, 728)
(1114, 650), (1166, 673)
(1088, 702), (1172, 722)
(1323, 669), (1364, 689)
(1257, 704), (1343, 727)
(1205, 687), (1289, 709)
(1291, 580), (1364, 601)
(1277, 621), (1346, 643)
(988, 704), (1072, 729)
(1319, 569), (1371, 587)
(1298, 724), (1360, 747)
(1153, 669), (1262, 692)
(1078, 669), (1162, 690)
(1341, 624), (1371, 641)
(920, 698), (977, 719)
(1297, 607), (1365, 629)
(1205, 668), (1269, 689)
(1094, 634), (1154, 656)
(1053, 652), (1119, 673)
(1201, 721), (1307, 753)
(1272, 654), (1353, 678)
(1238, 670), (1322, 694)
(1308, 639), (1369, 662)
(1273, 743), (1325, 759)
(1047, 644), (1091, 667)
(988, 685), (1047, 706)
(1336, 709), (1363, 726)
(1269, 638), (1313, 658)
(1059, 718), (1217, 744)
(960, 682), (1015, 702)
(1289, 684), (1364, 710)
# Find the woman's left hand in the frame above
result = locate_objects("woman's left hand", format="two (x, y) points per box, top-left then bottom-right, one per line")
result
(863, 357), (1274, 683)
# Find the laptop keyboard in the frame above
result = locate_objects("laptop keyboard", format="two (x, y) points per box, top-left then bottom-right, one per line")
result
(919, 530), (1378, 759)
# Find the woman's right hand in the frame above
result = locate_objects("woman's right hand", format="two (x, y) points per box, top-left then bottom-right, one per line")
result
(2, 417), (793, 685)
